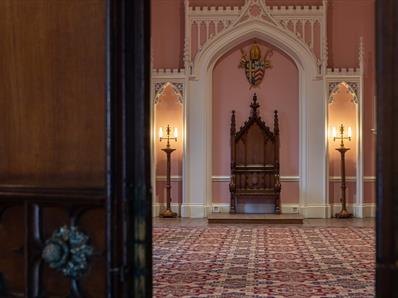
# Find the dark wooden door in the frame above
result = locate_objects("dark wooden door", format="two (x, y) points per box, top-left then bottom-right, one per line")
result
(0, 0), (151, 297)
(376, 0), (398, 297)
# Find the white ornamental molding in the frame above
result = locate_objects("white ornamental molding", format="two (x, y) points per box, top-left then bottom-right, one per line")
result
(186, 0), (327, 75)
(325, 36), (364, 104)
(153, 82), (184, 104)
(327, 81), (359, 104)
(152, 68), (186, 79)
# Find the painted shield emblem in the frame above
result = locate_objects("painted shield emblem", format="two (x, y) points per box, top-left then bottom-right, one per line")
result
(239, 43), (273, 88)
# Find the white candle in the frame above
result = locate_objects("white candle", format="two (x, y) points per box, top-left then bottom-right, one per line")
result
(348, 126), (352, 138)
(159, 127), (163, 138)
(332, 127), (337, 138)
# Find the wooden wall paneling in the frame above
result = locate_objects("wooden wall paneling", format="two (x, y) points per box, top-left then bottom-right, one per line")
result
(0, 0), (153, 296)
(0, 0), (109, 296)
(376, 0), (398, 296)
(0, 0), (106, 187)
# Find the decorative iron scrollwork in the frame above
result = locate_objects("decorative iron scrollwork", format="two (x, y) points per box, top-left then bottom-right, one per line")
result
(42, 225), (94, 279)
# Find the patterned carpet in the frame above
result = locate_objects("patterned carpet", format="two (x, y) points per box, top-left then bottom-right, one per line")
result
(153, 225), (374, 297)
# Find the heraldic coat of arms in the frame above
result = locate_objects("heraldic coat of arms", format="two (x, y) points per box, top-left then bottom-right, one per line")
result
(239, 42), (273, 88)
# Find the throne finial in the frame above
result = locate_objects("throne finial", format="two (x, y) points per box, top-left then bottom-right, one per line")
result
(231, 110), (236, 135)
(274, 110), (279, 135)
(250, 93), (260, 117)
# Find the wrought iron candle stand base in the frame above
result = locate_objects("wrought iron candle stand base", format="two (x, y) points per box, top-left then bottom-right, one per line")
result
(159, 147), (177, 218)
(159, 208), (177, 218)
(335, 208), (352, 218)
(335, 147), (353, 219)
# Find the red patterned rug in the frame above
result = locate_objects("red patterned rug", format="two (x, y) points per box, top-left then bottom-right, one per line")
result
(153, 226), (374, 297)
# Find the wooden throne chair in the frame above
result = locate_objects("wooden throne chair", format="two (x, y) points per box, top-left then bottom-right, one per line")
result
(229, 94), (281, 214)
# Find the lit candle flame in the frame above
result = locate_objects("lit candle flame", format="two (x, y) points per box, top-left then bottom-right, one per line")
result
(173, 127), (178, 138)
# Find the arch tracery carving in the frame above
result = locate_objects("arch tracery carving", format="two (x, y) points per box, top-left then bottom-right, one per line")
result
(328, 81), (359, 104)
(185, 0), (328, 74)
(150, 1), (367, 218)
(154, 82), (184, 104)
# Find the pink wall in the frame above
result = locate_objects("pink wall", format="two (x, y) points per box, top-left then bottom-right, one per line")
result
(151, 0), (323, 67)
(327, 0), (376, 203)
(155, 85), (183, 204)
(151, 0), (184, 69)
(212, 39), (299, 204)
(151, 0), (376, 205)
(327, 0), (376, 176)
(329, 181), (356, 205)
(328, 83), (357, 204)
(328, 84), (357, 177)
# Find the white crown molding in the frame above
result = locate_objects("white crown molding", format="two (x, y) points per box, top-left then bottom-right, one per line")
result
(325, 68), (361, 77)
(152, 68), (186, 79)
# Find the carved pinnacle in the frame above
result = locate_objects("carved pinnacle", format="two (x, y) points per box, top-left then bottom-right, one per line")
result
(274, 110), (279, 134)
(231, 110), (236, 135)
(250, 93), (260, 117)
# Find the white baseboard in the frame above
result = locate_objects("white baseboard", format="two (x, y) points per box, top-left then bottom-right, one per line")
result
(182, 203), (207, 218)
(206, 203), (230, 214)
(281, 204), (300, 214)
(302, 203), (376, 219)
(207, 203), (300, 215)
(153, 203), (206, 218)
(329, 203), (376, 218)
(352, 203), (376, 218)
(152, 203), (181, 217)
(153, 203), (376, 218)
(302, 205), (330, 218)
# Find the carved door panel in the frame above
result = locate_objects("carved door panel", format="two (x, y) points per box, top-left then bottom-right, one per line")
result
(0, 0), (151, 297)
(0, 0), (109, 296)
(0, 189), (107, 297)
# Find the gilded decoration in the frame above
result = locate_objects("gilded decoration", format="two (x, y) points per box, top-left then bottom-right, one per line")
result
(328, 81), (359, 104)
(239, 43), (273, 88)
(154, 82), (184, 104)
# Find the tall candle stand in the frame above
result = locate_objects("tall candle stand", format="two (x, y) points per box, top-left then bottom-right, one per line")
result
(332, 124), (353, 218)
(159, 125), (178, 218)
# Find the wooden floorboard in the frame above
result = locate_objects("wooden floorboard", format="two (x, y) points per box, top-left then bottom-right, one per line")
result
(207, 213), (304, 224)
